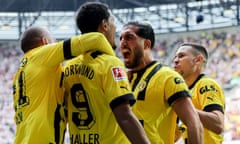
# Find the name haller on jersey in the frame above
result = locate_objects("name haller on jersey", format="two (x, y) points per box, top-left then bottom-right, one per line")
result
(64, 64), (94, 80)
(70, 133), (100, 144)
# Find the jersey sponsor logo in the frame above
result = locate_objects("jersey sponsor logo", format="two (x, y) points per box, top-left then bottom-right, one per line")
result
(200, 85), (217, 94)
(70, 133), (100, 144)
(174, 77), (184, 84)
(111, 66), (127, 81)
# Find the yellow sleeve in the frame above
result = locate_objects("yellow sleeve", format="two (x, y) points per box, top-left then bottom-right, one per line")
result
(71, 32), (115, 56)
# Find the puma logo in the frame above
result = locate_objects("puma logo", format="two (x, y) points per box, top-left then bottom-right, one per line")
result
(120, 86), (128, 90)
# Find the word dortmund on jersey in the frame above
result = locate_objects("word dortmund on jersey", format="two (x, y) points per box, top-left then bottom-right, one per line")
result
(64, 51), (135, 144)
(182, 74), (225, 144)
(129, 61), (190, 143)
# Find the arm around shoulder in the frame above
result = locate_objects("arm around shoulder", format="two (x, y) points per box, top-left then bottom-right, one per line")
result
(70, 32), (115, 56)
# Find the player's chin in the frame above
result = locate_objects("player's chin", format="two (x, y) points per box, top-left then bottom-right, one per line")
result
(173, 67), (180, 72)
(124, 60), (132, 68)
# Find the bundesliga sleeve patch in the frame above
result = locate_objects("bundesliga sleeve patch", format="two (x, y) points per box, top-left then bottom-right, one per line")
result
(111, 66), (127, 81)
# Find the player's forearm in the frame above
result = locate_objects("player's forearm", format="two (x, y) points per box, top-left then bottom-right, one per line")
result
(187, 122), (204, 144)
(113, 103), (150, 144)
(71, 32), (115, 56)
(172, 97), (203, 144)
(117, 113), (150, 144)
(197, 110), (224, 134)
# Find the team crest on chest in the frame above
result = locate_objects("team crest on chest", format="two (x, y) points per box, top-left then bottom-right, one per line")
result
(111, 66), (127, 81)
(137, 80), (147, 92)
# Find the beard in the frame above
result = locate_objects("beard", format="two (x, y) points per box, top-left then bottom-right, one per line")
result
(125, 50), (143, 69)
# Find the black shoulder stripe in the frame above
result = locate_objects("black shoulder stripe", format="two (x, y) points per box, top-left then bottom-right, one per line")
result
(91, 51), (103, 58)
(137, 63), (162, 100)
(63, 39), (74, 59)
(110, 93), (136, 110)
(203, 104), (224, 114)
(167, 91), (190, 105)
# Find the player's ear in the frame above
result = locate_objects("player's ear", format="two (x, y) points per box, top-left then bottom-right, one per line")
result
(41, 37), (49, 45)
(102, 19), (108, 30)
(144, 39), (151, 50)
(98, 19), (108, 33)
(195, 55), (204, 63)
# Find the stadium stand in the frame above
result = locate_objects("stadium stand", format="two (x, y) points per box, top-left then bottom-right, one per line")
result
(0, 41), (22, 144)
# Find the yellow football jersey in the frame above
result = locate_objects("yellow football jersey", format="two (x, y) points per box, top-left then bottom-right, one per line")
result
(129, 61), (190, 144)
(13, 45), (67, 144)
(181, 74), (225, 144)
(64, 51), (135, 144)
(12, 32), (115, 144)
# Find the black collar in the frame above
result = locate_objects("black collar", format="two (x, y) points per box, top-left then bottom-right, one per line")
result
(189, 74), (205, 90)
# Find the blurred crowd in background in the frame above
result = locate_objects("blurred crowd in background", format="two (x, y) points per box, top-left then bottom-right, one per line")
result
(1, 29), (240, 143)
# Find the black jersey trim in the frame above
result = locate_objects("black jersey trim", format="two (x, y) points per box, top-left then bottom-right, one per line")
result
(137, 63), (162, 100)
(110, 93), (136, 110)
(63, 39), (74, 59)
(132, 61), (157, 91)
(203, 104), (224, 114)
(189, 74), (205, 89)
(54, 104), (61, 144)
(59, 72), (64, 88)
(167, 90), (190, 106)
(91, 51), (103, 58)
(139, 120), (144, 126)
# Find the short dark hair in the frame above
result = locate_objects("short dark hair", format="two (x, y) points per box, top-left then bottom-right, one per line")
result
(180, 42), (208, 68)
(123, 21), (155, 49)
(75, 2), (110, 34)
(180, 42), (208, 61)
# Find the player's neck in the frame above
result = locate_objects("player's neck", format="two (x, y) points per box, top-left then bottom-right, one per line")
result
(185, 73), (201, 87)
